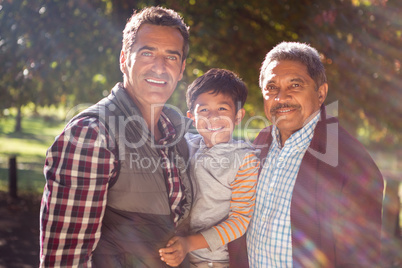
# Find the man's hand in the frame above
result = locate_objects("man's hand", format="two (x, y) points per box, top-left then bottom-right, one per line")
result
(159, 236), (190, 267)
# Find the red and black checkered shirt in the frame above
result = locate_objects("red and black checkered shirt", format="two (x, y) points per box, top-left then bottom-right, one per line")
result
(40, 112), (186, 267)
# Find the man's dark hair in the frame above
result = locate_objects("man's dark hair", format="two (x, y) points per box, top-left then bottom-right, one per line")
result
(259, 42), (327, 90)
(122, 6), (190, 62)
(186, 68), (248, 112)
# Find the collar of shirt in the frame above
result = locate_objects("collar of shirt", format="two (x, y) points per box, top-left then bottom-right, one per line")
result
(158, 112), (176, 145)
(197, 137), (238, 151)
(272, 111), (321, 151)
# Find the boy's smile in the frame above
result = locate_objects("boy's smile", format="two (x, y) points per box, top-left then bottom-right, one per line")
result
(187, 91), (245, 148)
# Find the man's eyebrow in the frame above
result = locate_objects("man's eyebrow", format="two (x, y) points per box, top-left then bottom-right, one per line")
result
(138, 46), (182, 59)
(290, 77), (305, 83)
(138, 45), (156, 52)
(166, 49), (182, 59)
(266, 79), (277, 84)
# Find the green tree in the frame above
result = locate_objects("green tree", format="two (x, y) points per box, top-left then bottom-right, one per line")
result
(167, 0), (401, 148)
(1, 0), (400, 148)
(0, 0), (121, 131)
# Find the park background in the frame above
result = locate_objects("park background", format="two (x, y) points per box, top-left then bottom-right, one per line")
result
(0, 0), (401, 267)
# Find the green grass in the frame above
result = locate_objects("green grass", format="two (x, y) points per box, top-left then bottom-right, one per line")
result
(0, 113), (65, 194)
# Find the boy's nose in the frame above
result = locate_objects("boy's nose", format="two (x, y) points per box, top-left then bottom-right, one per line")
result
(207, 111), (220, 120)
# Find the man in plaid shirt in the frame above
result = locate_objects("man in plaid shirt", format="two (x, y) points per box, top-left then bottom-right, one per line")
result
(39, 7), (194, 267)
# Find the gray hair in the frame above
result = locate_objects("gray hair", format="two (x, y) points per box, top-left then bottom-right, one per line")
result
(259, 42), (327, 89)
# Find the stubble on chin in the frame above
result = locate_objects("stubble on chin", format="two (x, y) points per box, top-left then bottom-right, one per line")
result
(270, 114), (287, 127)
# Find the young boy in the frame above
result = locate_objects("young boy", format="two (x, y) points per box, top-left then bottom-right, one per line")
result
(159, 68), (260, 267)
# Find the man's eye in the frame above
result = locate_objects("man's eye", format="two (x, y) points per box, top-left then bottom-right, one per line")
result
(141, 52), (152, 57)
(291, 83), (300, 88)
(265, 86), (278, 93)
(167, 55), (178, 60)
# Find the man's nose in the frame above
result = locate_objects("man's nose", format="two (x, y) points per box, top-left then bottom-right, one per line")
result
(151, 56), (166, 74)
(274, 89), (290, 102)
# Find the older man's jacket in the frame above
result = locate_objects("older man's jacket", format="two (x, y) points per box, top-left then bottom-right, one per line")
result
(229, 106), (383, 268)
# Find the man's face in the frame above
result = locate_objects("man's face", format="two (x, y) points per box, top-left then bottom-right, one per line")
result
(187, 91), (245, 148)
(261, 60), (327, 141)
(120, 24), (186, 109)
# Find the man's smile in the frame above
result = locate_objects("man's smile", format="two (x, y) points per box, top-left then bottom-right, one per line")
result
(145, 78), (167, 85)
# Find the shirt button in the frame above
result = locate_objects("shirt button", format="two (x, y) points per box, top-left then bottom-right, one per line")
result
(269, 188), (274, 193)
(277, 162), (284, 168)
(255, 249), (259, 254)
(278, 157), (284, 162)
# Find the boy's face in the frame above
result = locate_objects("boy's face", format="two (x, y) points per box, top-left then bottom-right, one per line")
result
(187, 91), (245, 147)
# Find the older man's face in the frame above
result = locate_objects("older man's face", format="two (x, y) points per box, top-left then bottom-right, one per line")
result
(261, 60), (327, 143)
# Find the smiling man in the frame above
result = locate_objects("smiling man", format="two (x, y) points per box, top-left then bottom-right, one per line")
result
(260, 58), (327, 146)
(231, 42), (384, 267)
(39, 7), (193, 267)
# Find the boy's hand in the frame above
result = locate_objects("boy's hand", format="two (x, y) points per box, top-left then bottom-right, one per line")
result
(159, 236), (190, 267)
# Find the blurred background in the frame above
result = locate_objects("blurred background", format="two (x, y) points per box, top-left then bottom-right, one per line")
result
(0, 0), (401, 267)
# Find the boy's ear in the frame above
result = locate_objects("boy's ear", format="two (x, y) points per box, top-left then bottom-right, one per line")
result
(186, 111), (195, 126)
(234, 108), (245, 126)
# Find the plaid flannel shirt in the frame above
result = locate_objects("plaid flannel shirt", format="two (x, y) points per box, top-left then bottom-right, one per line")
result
(40, 112), (186, 267)
(247, 112), (320, 268)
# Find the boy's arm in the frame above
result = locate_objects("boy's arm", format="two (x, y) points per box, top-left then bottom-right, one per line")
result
(159, 153), (259, 266)
(201, 153), (259, 251)
(159, 234), (208, 266)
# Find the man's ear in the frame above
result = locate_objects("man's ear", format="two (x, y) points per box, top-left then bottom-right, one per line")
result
(179, 60), (186, 81)
(234, 108), (246, 126)
(317, 83), (328, 106)
(119, 50), (127, 74)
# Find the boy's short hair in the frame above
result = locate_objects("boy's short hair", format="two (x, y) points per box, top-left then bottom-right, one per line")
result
(186, 68), (248, 112)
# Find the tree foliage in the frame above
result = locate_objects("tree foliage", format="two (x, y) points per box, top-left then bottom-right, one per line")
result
(0, 0), (121, 111)
(1, 0), (400, 147)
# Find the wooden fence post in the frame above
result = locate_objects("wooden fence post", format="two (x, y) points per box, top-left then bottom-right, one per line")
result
(9, 156), (18, 199)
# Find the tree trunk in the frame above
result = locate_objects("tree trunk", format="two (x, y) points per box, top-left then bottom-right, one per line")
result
(15, 105), (22, 132)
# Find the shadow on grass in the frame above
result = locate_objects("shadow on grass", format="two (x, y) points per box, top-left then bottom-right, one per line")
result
(0, 190), (41, 268)
(4, 131), (47, 143)
(0, 114), (65, 144)
(0, 167), (45, 195)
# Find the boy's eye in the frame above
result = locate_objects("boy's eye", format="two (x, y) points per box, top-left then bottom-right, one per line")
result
(218, 107), (228, 111)
(199, 108), (207, 112)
